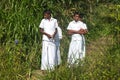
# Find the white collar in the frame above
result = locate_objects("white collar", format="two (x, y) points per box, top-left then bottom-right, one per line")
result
(73, 20), (80, 23)
(45, 17), (54, 21)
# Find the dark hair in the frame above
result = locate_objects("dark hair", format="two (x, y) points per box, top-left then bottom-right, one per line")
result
(73, 12), (80, 17)
(79, 13), (84, 18)
(43, 10), (52, 15)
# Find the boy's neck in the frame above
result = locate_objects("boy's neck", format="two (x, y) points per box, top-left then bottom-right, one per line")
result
(47, 17), (51, 20)
(74, 20), (79, 22)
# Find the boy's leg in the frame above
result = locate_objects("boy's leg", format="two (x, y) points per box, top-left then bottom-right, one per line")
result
(67, 40), (82, 65)
(55, 41), (61, 65)
(47, 41), (56, 70)
(41, 41), (56, 70)
(41, 41), (48, 70)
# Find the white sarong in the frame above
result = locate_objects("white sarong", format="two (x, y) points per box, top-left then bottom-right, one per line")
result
(67, 36), (85, 64)
(55, 41), (61, 65)
(41, 40), (56, 70)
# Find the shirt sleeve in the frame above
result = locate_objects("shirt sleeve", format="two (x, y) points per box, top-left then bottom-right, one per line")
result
(55, 19), (58, 28)
(39, 19), (44, 28)
(83, 23), (87, 29)
(67, 22), (72, 30)
(57, 26), (62, 39)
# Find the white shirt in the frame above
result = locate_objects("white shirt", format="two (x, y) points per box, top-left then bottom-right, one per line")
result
(67, 20), (87, 40)
(39, 17), (58, 41)
(54, 26), (62, 41)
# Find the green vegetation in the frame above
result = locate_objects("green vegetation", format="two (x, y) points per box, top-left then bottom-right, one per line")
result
(0, 0), (120, 80)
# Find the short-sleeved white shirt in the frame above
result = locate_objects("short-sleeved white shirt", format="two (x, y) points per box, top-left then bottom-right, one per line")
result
(54, 26), (62, 42)
(39, 17), (58, 41)
(67, 20), (87, 40)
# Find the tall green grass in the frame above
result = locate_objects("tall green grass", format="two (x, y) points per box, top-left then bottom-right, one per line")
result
(0, 0), (120, 80)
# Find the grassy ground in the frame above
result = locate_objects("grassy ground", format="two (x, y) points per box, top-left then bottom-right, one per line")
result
(0, 34), (119, 80)
(25, 35), (120, 80)
(0, 1), (120, 80)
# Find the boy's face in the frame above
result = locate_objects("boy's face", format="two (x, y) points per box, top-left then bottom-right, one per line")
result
(73, 14), (80, 22)
(44, 13), (50, 19)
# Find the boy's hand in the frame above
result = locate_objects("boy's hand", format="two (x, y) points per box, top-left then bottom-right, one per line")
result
(52, 28), (57, 38)
(47, 34), (52, 38)
(78, 29), (84, 34)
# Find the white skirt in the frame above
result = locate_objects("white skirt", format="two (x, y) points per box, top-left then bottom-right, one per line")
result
(67, 37), (85, 64)
(41, 40), (57, 70)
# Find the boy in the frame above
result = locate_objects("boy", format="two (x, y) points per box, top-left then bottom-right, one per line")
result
(54, 26), (62, 65)
(39, 10), (58, 70)
(67, 12), (88, 65)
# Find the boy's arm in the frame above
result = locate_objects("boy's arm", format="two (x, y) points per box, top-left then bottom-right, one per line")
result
(40, 28), (52, 38)
(52, 28), (57, 38)
(52, 20), (58, 38)
(78, 29), (88, 35)
(83, 29), (88, 34)
(82, 23), (88, 34)
(67, 29), (88, 35)
(67, 30), (80, 35)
